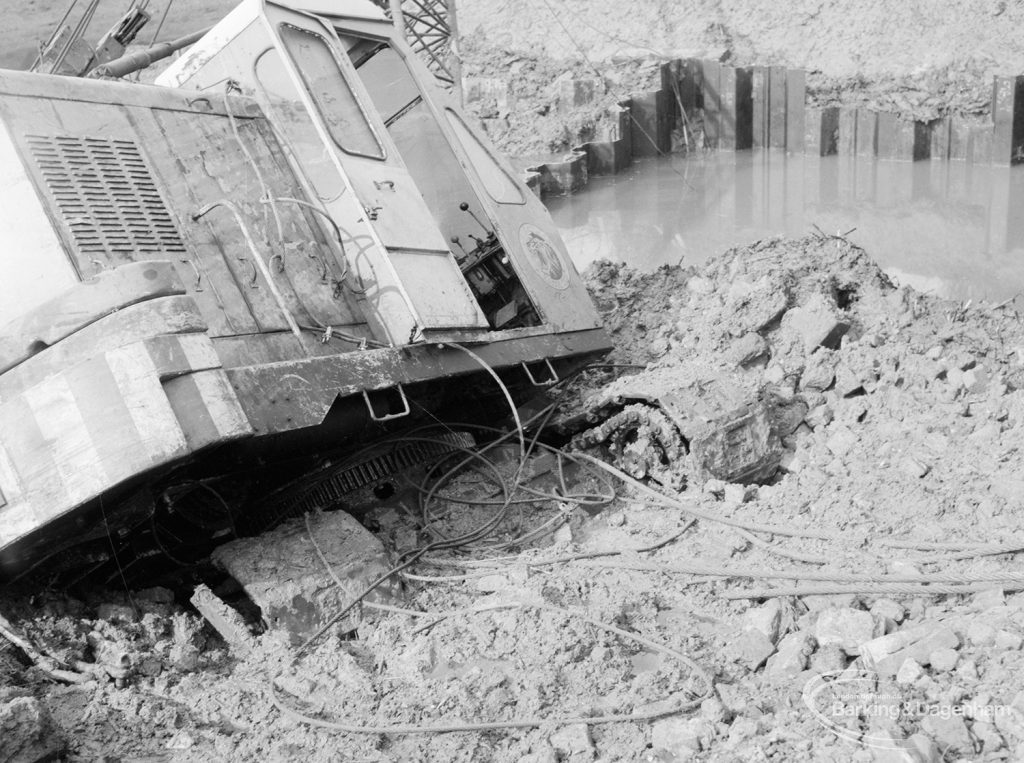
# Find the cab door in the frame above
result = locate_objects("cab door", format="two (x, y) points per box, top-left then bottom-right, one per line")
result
(262, 3), (488, 338)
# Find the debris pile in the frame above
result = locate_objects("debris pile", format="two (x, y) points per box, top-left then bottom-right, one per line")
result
(3, 234), (1024, 760)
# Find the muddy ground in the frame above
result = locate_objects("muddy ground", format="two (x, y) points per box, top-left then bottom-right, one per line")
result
(6, 234), (1024, 762)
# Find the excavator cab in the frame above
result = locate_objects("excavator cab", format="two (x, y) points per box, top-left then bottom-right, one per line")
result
(159, 0), (600, 345)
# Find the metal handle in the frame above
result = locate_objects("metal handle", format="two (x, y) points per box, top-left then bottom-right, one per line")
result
(309, 251), (329, 283)
(238, 257), (259, 288)
(521, 358), (559, 386)
(181, 259), (204, 292)
(362, 385), (410, 422)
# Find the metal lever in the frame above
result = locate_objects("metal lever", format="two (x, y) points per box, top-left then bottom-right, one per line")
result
(459, 201), (489, 234)
(521, 358), (559, 386)
(362, 385), (410, 422)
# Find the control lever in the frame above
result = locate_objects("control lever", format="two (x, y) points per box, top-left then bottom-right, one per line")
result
(450, 236), (468, 256)
(459, 201), (490, 234)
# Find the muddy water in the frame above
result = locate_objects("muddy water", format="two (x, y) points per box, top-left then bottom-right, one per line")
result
(546, 151), (1024, 302)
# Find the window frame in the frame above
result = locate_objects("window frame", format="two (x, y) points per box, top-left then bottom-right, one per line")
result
(278, 22), (387, 161)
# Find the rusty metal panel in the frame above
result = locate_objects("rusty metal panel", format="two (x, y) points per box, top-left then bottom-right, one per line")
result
(227, 326), (611, 434)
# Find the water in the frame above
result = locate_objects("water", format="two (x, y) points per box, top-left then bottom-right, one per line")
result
(546, 151), (1024, 302)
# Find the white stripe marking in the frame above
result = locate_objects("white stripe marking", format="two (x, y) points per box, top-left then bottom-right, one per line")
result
(23, 374), (109, 509)
(106, 344), (187, 463)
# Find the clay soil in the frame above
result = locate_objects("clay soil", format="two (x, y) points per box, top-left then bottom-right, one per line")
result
(4, 2), (1024, 762)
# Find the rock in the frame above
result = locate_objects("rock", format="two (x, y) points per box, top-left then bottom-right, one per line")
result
(815, 607), (883, 656)
(835, 361), (876, 397)
(0, 695), (65, 763)
(869, 731), (940, 763)
(605, 511), (626, 527)
(166, 731), (196, 750)
(699, 697), (729, 724)
(742, 599), (782, 644)
(723, 483), (752, 505)
(972, 588), (1006, 610)
(553, 523), (575, 545)
(687, 275), (714, 295)
(784, 293), (850, 352)
(972, 720), (1005, 752)
(703, 479), (727, 497)
(726, 716), (760, 744)
(826, 426), (859, 456)
(475, 574), (512, 592)
(168, 613), (205, 672)
(803, 594), (859, 611)
(905, 733), (942, 762)
(895, 658), (923, 685)
(963, 365), (989, 393)
(995, 630), (1023, 650)
(800, 350), (837, 392)
(649, 336), (671, 356)
(767, 394), (810, 435)
(928, 647), (959, 672)
(727, 332), (769, 368)
(994, 692), (1024, 741)
(920, 714), (972, 755)
(810, 643), (848, 674)
(861, 624), (959, 676)
(725, 628), (776, 670)
(651, 717), (713, 757)
(805, 404), (834, 429)
(766, 632), (814, 679)
(735, 279), (790, 332)
(869, 599), (905, 624)
(190, 584), (255, 656)
(779, 449), (803, 473)
(548, 723), (594, 758)
(966, 621), (997, 646)
(212, 510), (400, 643)
(898, 456), (930, 478)
(956, 658), (979, 681)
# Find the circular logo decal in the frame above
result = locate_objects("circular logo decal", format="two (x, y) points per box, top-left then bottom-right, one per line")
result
(519, 224), (570, 290)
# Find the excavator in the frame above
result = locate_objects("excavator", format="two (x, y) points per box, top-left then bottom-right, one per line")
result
(0, 0), (612, 584)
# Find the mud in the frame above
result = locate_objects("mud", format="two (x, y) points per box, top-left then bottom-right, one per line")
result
(3, 234), (1024, 761)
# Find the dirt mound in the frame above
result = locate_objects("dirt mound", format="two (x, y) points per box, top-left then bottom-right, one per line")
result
(3, 236), (1024, 760)
(579, 232), (1024, 551)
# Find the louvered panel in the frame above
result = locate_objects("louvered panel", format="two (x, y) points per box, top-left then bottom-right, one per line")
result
(24, 134), (186, 258)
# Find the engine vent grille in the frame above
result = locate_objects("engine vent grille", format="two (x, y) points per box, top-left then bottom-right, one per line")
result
(25, 134), (185, 257)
